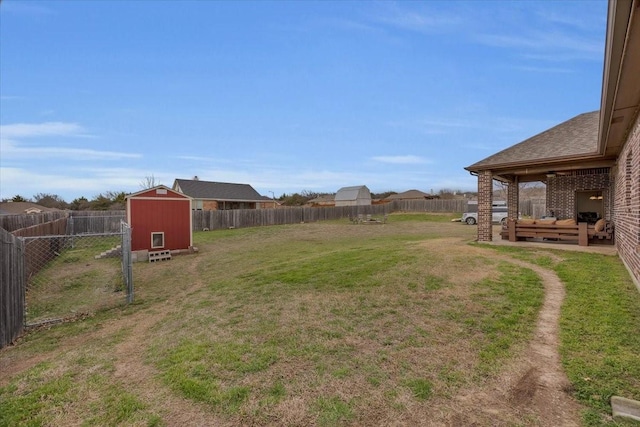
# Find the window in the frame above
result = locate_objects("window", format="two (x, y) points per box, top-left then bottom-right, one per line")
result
(151, 232), (164, 249)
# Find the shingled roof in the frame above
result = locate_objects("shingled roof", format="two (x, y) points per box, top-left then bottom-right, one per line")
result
(0, 202), (60, 215)
(385, 189), (433, 200)
(466, 111), (600, 172)
(173, 179), (263, 202)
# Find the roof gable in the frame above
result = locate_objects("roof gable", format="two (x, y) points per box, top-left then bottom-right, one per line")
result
(335, 185), (370, 201)
(126, 185), (190, 200)
(466, 111), (600, 172)
(173, 179), (263, 201)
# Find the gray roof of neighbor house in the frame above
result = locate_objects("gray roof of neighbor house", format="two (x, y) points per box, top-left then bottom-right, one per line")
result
(173, 179), (263, 202)
(385, 190), (433, 200)
(466, 111), (600, 171)
(335, 185), (370, 201)
(0, 202), (60, 215)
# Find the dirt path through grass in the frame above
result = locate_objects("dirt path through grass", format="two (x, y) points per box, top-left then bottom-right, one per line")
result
(444, 244), (583, 425)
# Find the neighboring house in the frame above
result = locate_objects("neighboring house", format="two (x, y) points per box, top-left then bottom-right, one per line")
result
(126, 185), (192, 253)
(384, 190), (438, 202)
(306, 195), (335, 207)
(0, 202), (60, 215)
(258, 195), (281, 209)
(465, 0), (640, 286)
(173, 178), (265, 210)
(335, 186), (371, 207)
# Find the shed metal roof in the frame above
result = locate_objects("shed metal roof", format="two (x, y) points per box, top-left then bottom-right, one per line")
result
(335, 185), (370, 201)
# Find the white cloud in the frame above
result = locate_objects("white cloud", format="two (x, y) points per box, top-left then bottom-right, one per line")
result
(1, 139), (140, 160)
(474, 30), (603, 62)
(394, 114), (554, 137)
(514, 65), (574, 74)
(0, 2), (54, 15)
(371, 4), (462, 33)
(0, 166), (171, 201)
(371, 155), (428, 165)
(1, 122), (88, 138)
(536, 9), (604, 32)
(0, 121), (141, 161)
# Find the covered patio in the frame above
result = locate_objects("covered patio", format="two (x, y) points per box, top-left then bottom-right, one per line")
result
(464, 0), (639, 286)
(465, 110), (617, 247)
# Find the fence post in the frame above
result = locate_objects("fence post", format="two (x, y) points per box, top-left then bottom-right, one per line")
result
(121, 221), (134, 303)
(0, 229), (26, 349)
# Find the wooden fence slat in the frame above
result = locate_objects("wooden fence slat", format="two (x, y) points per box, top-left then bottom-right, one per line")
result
(1, 228), (25, 348)
(190, 200), (457, 231)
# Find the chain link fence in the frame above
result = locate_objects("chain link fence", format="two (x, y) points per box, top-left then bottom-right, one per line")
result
(21, 222), (132, 326)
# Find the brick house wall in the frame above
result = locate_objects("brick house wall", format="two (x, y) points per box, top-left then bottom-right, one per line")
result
(613, 112), (640, 286)
(477, 170), (493, 242)
(545, 169), (612, 221)
(203, 200), (219, 210)
(507, 179), (519, 220)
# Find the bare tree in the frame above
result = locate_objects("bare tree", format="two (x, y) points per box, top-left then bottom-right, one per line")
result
(140, 174), (160, 189)
(493, 182), (508, 201)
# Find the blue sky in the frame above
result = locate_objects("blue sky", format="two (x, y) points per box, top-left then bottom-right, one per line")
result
(1, 0), (607, 202)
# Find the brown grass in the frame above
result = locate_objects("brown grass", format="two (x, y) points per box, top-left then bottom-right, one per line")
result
(1, 216), (584, 426)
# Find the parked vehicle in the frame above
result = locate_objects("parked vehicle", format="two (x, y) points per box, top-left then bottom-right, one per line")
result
(461, 201), (509, 225)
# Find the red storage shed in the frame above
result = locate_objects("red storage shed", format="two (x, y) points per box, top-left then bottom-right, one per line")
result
(126, 185), (192, 253)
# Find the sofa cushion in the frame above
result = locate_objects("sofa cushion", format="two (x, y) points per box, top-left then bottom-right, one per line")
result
(517, 218), (536, 225)
(535, 219), (556, 225)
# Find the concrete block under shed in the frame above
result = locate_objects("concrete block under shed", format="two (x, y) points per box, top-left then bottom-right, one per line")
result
(132, 250), (149, 263)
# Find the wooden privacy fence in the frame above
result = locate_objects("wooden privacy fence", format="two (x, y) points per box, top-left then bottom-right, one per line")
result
(192, 205), (394, 230)
(192, 200), (466, 231)
(0, 210), (126, 233)
(0, 211), (67, 233)
(519, 199), (546, 218)
(394, 199), (467, 213)
(12, 218), (69, 284)
(1, 228), (25, 348)
(68, 211), (125, 234)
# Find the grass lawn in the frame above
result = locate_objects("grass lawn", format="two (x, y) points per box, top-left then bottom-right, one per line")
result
(25, 234), (126, 323)
(1, 213), (639, 426)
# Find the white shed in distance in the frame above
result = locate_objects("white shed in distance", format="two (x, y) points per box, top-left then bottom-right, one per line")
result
(335, 185), (372, 207)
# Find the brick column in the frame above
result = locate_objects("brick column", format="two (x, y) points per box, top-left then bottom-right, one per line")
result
(507, 177), (519, 220)
(477, 170), (493, 242)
